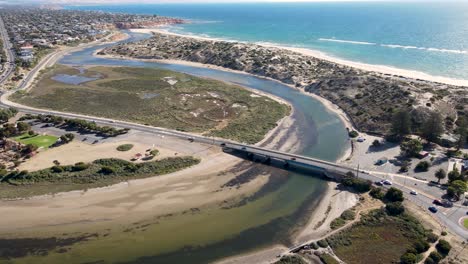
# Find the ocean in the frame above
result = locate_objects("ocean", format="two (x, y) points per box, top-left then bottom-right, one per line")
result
(68, 1), (468, 81)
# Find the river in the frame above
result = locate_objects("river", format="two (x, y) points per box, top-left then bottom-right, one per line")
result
(12, 31), (349, 264)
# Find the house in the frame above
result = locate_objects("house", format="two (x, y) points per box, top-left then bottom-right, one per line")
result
(447, 158), (464, 174)
(417, 151), (429, 159)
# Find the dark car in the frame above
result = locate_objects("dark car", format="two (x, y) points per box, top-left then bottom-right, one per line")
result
(433, 200), (443, 206)
(428, 206), (438, 213)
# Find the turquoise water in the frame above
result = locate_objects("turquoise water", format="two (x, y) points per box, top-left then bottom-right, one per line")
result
(68, 2), (468, 80)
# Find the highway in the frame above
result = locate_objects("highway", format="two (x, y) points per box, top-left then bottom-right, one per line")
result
(0, 24), (466, 241)
(0, 15), (15, 85)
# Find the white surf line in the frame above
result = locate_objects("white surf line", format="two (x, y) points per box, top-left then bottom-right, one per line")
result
(318, 38), (467, 54)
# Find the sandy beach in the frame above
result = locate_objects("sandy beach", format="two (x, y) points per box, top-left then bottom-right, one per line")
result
(130, 28), (468, 87)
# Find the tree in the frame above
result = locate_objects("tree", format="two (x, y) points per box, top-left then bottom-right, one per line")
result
(447, 180), (467, 200)
(400, 252), (417, 264)
(436, 239), (451, 255)
(415, 161), (430, 172)
(16, 122), (30, 133)
(384, 187), (404, 202)
(455, 117), (467, 150)
(422, 112), (444, 143)
(448, 168), (461, 183)
(434, 168), (446, 184)
(400, 139), (423, 157)
(391, 110), (411, 137)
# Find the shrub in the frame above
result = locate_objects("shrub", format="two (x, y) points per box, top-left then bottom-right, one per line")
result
(310, 242), (318, 250)
(330, 217), (346, 230)
(72, 162), (90, 172)
(317, 239), (329, 248)
(428, 251), (443, 263)
(372, 139), (381, 147)
(385, 202), (405, 216)
(440, 231), (447, 236)
(384, 187), (404, 202)
(370, 187), (384, 200)
(426, 232), (438, 243)
(117, 144), (134, 152)
(348, 130), (359, 138)
(415, 161), (430, 172)
(341, 209), (355, 221)
(435, 239), (451, 255)
(341, 176), (372, 193)
(150, 149), (159, 156)
(413, 239), (430, 253)
(51, 166), (64, 173)
(400, 253), (418, 264)
(99, 166), (115, 175)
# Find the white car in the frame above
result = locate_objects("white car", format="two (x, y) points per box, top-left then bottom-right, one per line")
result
(410, 190), (418, 195)
(383, 180), (392, 185)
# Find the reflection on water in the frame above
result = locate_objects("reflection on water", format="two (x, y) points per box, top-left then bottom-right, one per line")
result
(51, 73), (100, 85)
(9, 31), (350, 264)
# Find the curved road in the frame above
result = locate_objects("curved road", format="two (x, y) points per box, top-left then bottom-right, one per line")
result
(0, 27), (466, 240)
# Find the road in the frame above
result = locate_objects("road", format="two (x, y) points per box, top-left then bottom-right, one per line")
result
(0, 25), (466, 240)
(0, 15), (15, 85)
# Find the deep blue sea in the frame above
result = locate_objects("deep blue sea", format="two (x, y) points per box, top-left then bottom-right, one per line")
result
(69, 2), (468, 80)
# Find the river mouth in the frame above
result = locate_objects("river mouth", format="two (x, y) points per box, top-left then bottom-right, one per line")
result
(1, 31), (349, 263)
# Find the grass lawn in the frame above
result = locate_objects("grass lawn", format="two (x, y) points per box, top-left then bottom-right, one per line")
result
(13, 133), (58, 149)
(464, 218), (468, 229)
(12, 65), (290, 144)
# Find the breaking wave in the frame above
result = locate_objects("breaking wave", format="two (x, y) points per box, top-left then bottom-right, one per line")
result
(318, 38), (376, 45)
(319, 38), (467, 54)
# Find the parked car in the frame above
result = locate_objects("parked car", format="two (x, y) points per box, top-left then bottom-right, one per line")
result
(428, 206), (438, 213)
(433, 199), (443, 206)
(383, 180), (392, 185)
(375, 181), (383, 186)
(410, 190), (418, 195)
(441, 199), (453, 208)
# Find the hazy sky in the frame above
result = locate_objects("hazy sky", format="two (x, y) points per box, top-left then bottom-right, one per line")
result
(0, 0), (460, 5)
(0, 0), (443, 4)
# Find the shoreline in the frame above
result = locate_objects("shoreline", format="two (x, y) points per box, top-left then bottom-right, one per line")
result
(130, 28), (468, 87)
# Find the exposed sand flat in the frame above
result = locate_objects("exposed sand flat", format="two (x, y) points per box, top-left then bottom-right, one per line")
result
(0, 131), (269, 236)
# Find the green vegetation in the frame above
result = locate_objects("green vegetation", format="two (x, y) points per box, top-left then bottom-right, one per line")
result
(330, 209), (356, 229)
(400, 139), (423, 157)
(464, 218), (468, 229)
(348, 130), (359, 138)
(117, 144), (134, 152)
(341, 173), (372, 193)
(13, 65), (289, 144)
(425, 251), (443, 264)
(0, 107), (18, 124)
(435, 239), (451, 256)
(319, 254), (339, 264)
(415, 161), (431, 172)
(275, 255), (306, 264)
(0, 157), (199, 198)
(391, 110), (411, 138)
(326, 209), (431, 264)
(150, 149), (159, 156)
(434, 168), (446, 184)
(13, 133), (58, 149)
